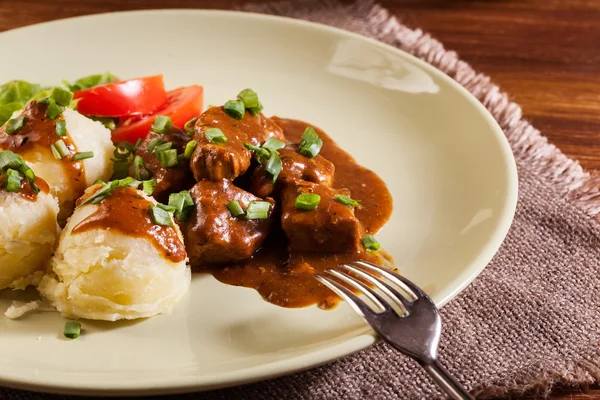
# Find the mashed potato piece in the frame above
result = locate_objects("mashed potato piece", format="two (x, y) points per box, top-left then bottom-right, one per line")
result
(0, 190), (60, 290)
(13, 107), (114, 219)
(38, 189), (191, 321)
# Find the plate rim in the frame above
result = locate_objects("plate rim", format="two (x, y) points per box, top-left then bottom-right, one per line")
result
(0, 8), (518, 396)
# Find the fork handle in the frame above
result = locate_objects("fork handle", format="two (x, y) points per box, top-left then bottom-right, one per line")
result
(422, 360), (475, 400)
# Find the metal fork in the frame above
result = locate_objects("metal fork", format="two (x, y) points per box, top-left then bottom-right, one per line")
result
(314, 261), (474, 400)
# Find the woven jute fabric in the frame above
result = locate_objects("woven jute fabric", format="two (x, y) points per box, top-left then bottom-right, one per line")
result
(3, 1), (600, 399)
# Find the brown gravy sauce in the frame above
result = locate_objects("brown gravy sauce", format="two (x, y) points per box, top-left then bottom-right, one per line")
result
(208, 118), (394, 309)
(73, 186), (187, 263)
(0, 101), (86, 197)
(0, 174), (50, 201)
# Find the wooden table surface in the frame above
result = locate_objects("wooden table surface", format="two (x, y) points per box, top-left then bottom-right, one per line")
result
(1, 0), (598, 399)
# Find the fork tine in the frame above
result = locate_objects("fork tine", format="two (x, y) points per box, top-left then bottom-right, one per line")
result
(325, 269), (389, 311)
(314, 275), (377, 320)
(339, 263), (413, 311)
(352, 261), (426, 300)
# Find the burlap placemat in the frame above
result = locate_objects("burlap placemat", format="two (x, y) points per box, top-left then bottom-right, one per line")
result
(3, 1), (600, 399)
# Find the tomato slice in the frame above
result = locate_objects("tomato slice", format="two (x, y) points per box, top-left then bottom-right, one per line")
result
(111, 85), (204, 143)
(74, 75), (167, 117)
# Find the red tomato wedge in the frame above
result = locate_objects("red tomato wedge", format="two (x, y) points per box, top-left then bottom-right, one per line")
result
(111, 85), (204, 143)
(74, 75), (167, 117)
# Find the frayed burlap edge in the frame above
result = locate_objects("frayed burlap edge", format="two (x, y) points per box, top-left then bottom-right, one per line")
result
(241, 0), (600, 398)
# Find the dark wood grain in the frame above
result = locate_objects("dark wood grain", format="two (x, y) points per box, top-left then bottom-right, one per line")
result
(0, 1), (598, 399)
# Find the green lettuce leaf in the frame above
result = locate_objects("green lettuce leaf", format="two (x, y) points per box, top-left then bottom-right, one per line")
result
(65, 71), (119, 91)
(0, 81), (43, 125)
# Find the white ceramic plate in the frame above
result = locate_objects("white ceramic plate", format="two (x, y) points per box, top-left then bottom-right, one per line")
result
(0, 10), (517, 396)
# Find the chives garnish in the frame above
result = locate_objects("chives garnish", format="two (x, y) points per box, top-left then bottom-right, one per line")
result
(50, 86), (74, 107)
(184, 116), (199, 137)
(146, 137), (164, 153)
(227, 200), (245, 217)
(224, 100), (245, 120)
(142, 179), (157, 196)
(72, 151), (94, 161)
(55, 119), (67, 137)
(149, 205), (174, 226)
(168, 190), (194, 221)
(133, 138), (143, 152)
(264, 150), (282, 183)
(151, 115), (172, 134)
(46, 102), (64, 120)
(113, 143), (132, 160)
(5, 168), (22, 192)
(133, 155), (151, 181)
(361, 235), (380, 252)
(237, 88), (259, 109)
(91, 116), (116, 131)
(245, 201), (271, 220)
(244, 143), (270, 164)
(93, 179), (106, 185)
(5, 116), (25, 134)
(0, 151), (23, 170)
(118, 176), (141, 188)
(295, 193), (321, 210)
(154, 141), (173, 153)
(205, 128), (228, 144)
(335, 194), (361, 208)
(51, 140), (69, 160)
(76, 181), (117, 208)
(248, 101), (263, 116)
(63, 321), (81, 339)
(183, 140), (197, 159)
(156, 149), (179, 168)
(262, 137), (285, 151)
(299, 126), (323, 158)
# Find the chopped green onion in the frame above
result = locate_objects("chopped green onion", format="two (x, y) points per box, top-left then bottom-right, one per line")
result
(133, 155), (151, 181)
(50, 86), (74, 107)
(77, 181), (119, 208)
(5, 116), (25, 134)
(264, 150), (282, 183)
(63, 321), (81, 339)
(168, 190), (194, 221)
(51, 140), (69, 160)
(157, 203), (178, 213)
(335, 194), (361, 208)
(55, 119), (67, 137)
(149, 205), (174, 226)
(183, 140), (197, 159)
(156, 149), (179, 168)
(0, 150), (24, 170)
(262, 137), (285, 151)
(113, 144), (132, 160)
(244, 143), (270, 164)
(110, 155), (133, 180)
(142, 179), (157, 196)
(205, 128), (228, 144)
(133, 138), (143, 152)
(151, 115), (172, 134)
(224, 100), (245, 120)
(154, 141), (173, 153)
(245, 201), (271, 220)
(299, 126), (323, 158)
(118, 176), (141, 188)
(361, 235), (380, 252)
(184, 116), (198, 137)
(5, 168), (22, 192)
(72, 151), (94, 161)
(146, 137), (164, 153)
(237, 88), (259, 108)
(90, 116), (117, 131)
(93, 179), (106, 185)
(248, 101), (264, 116)
(227, 200), (245, 217)
(295, 193), (321, 210)
(46, 102), (63, 120)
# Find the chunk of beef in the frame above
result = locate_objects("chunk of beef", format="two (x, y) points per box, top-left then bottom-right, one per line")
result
(128, 127), (192, 202)
(128, 126), (193, 203)
(190, 106), (285, 181)
(184, 179), (275, 265)
(250, 144), (335, 198)
(280, 181), (364, 253)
